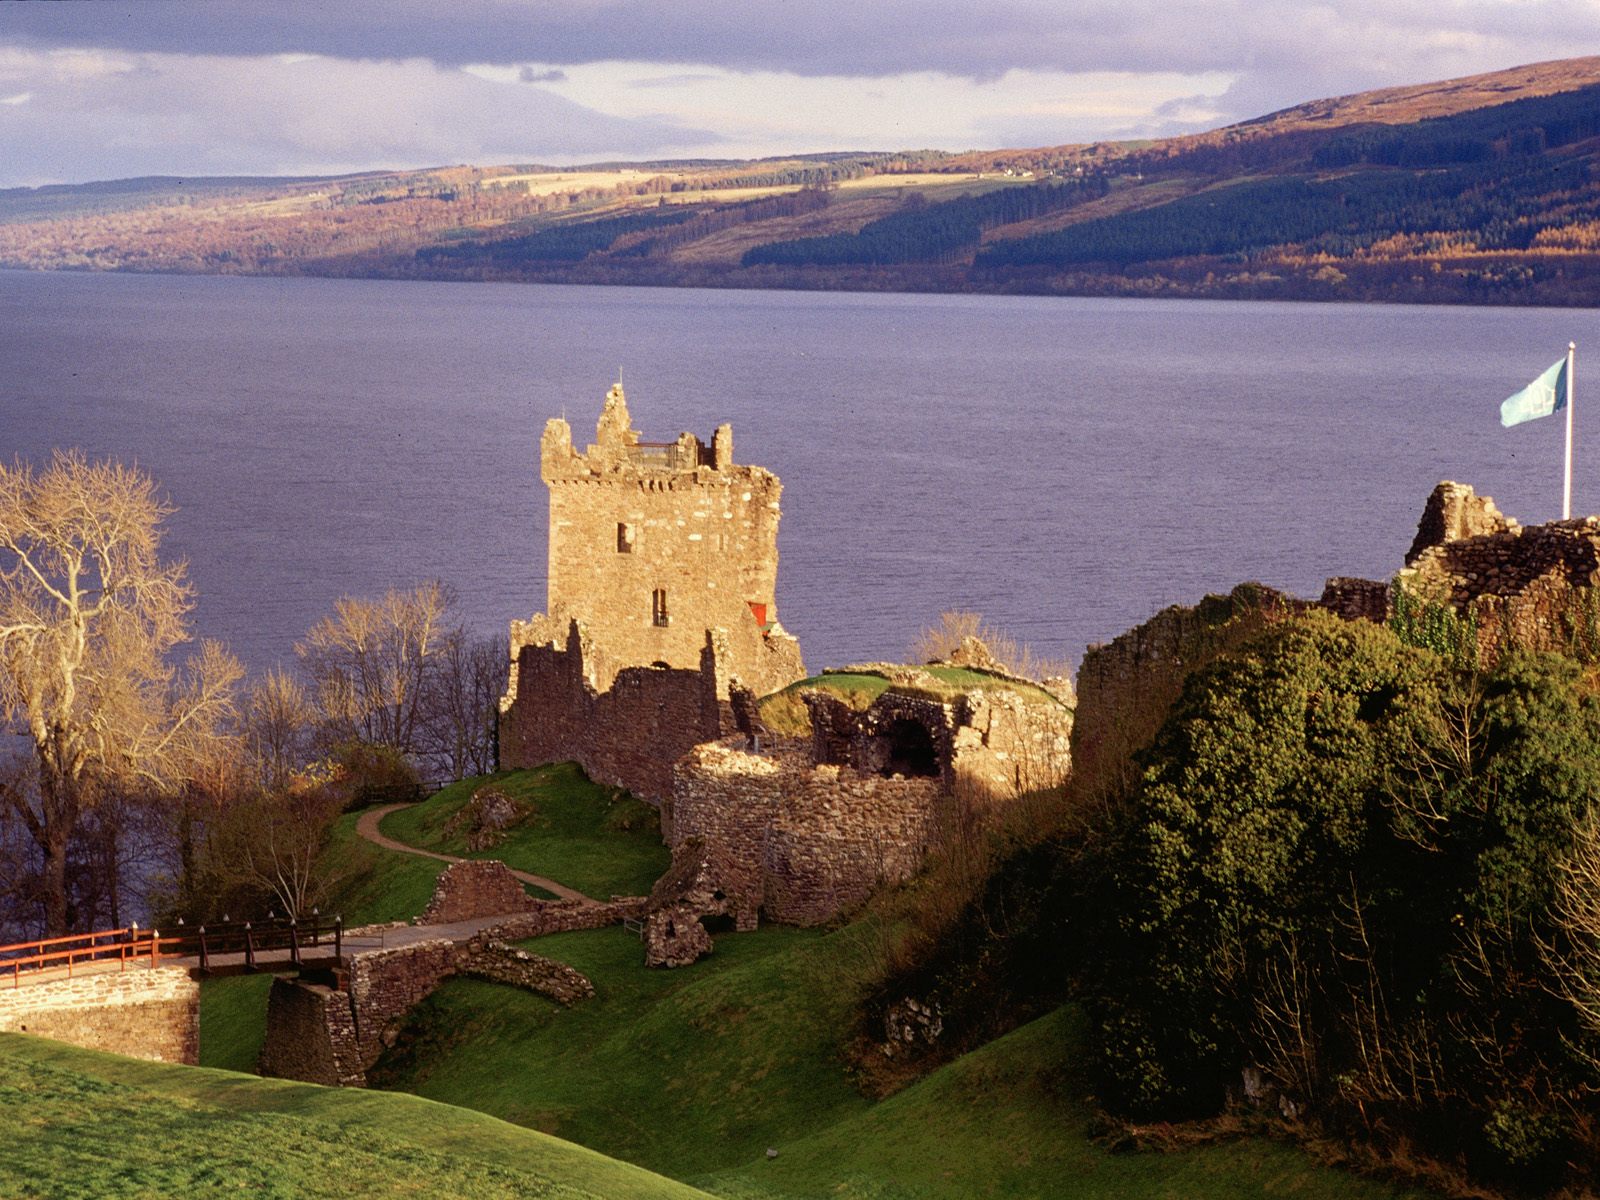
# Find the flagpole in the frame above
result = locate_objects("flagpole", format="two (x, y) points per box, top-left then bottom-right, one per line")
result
(1565, 341), (1576, 520)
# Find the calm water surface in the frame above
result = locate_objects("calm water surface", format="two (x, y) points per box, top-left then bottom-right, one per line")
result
(0, 269), (1590, 677)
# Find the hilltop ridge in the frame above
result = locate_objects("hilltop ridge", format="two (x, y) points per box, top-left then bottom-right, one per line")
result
(3, 56), (1599, 305)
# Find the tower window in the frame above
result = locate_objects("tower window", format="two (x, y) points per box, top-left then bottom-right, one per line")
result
(617, 523), (635, 553)
(652, 588), (670, 627)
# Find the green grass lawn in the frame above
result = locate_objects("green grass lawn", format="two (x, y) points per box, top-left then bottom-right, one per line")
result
(198, 974), (276, 1073)
(377, 764), (671, 899)
(0, 1032), (711, 1199)
(318, 807), (448, 927)
(368, 923), (877, 1181)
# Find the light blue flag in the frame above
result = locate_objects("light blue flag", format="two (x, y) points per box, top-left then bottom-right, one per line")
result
(1501, 358), (1569, 427)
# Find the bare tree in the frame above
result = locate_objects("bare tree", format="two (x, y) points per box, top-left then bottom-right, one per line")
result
(0, 451), (242, 934)
(244, 666), (315, 792)
(1549, 806), (1600, 1064)
(296, 580), (453, 757)
(420, 629), (506, 779)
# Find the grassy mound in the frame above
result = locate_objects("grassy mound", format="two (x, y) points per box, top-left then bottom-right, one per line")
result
(369, 923), (876, 1180)
(701, 1006), (1427, 1199)
(0, 1032), (711, 1199)
(377, 765), (669, 899)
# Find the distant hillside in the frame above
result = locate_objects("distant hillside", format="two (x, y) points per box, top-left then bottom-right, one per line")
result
(3, 56), (1599, 305)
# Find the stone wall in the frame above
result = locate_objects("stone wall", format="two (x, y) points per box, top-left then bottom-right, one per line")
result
(417, 860), (537, 925)
(0, 967), (199, 1065)
(1405, 479), (1518, 564)
(345, 940), (463, 1069)
(1073, 584), (1301, 800)
(1319, 576), (1391, 623)
(501, 619), (726, 803)
(669, 742), (944, 926)
(462, 941), (595, 1005)
(484, 896), (650, 940)
(257, 976), (363, 1087)
(1398, 483), (1600, 664)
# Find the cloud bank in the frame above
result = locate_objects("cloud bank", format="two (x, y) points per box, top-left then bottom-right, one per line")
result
(2, 1), (1598, 186)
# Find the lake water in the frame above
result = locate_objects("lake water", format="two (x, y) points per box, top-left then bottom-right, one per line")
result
(0, 268), (1590, 679)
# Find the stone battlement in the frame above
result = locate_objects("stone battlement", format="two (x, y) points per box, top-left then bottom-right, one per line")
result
(531, 382), (800, 695)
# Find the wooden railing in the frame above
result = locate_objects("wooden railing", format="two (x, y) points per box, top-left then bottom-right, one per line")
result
(162, 915), (344, 975)
(0, 926), (173, 988)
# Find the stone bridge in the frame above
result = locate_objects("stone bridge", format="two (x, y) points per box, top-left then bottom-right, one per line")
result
(0, 862), (652, 1080)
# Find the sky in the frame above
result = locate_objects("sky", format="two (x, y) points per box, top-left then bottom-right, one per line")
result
(2, 1), (1599, 188)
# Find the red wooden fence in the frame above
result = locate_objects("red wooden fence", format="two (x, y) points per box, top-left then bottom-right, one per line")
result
(0, 927), (172, 988)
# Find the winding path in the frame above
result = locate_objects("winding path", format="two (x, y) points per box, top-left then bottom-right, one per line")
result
(355, 803), (596, 904)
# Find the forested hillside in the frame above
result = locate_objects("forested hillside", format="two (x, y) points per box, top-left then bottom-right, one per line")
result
(2, 57), (1599, 304)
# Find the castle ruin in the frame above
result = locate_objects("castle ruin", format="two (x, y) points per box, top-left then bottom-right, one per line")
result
(500, 384), (806, 801)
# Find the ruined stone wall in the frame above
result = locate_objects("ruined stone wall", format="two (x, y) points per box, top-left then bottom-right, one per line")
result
(417, 860), (537, 925)
(951, 689), (1073, 796)
(1405, 479), (1518, 564)
(461, 942), (595, 1005)
(670, 742), (943, 926)
(0, 967), (199, 1065)
(806, 682), (1072, 799)
(1400, 517), (1600, 663)
(346, 940), (462, 1069)
(1320, 576), (1391, 623)
(500, 620), (726, 803)
(484, 896), (650, 940)
(536, 384), (804, 697)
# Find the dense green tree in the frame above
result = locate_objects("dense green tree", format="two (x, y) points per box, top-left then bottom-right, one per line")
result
(1091, 612), (1600, 1183)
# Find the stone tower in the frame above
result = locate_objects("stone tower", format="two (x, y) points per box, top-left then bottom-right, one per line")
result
(528, 382), (804, 698)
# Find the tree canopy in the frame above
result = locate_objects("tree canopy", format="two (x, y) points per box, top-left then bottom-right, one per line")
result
(0, 450), (240, 935)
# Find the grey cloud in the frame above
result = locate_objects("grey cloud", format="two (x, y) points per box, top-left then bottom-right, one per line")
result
(5, 0), (1598, 82)
(0, 51), (717, 186)
(519, 65), (566, 83)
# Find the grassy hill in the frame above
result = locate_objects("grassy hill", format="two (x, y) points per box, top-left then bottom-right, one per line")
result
(150, 765), (1435, 1197)
(703, 1006), (1429, 1200)
(0, 1031), (712, 1199)
(3, 57), (1599, 304)
(366, 922), (1426, 1198)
